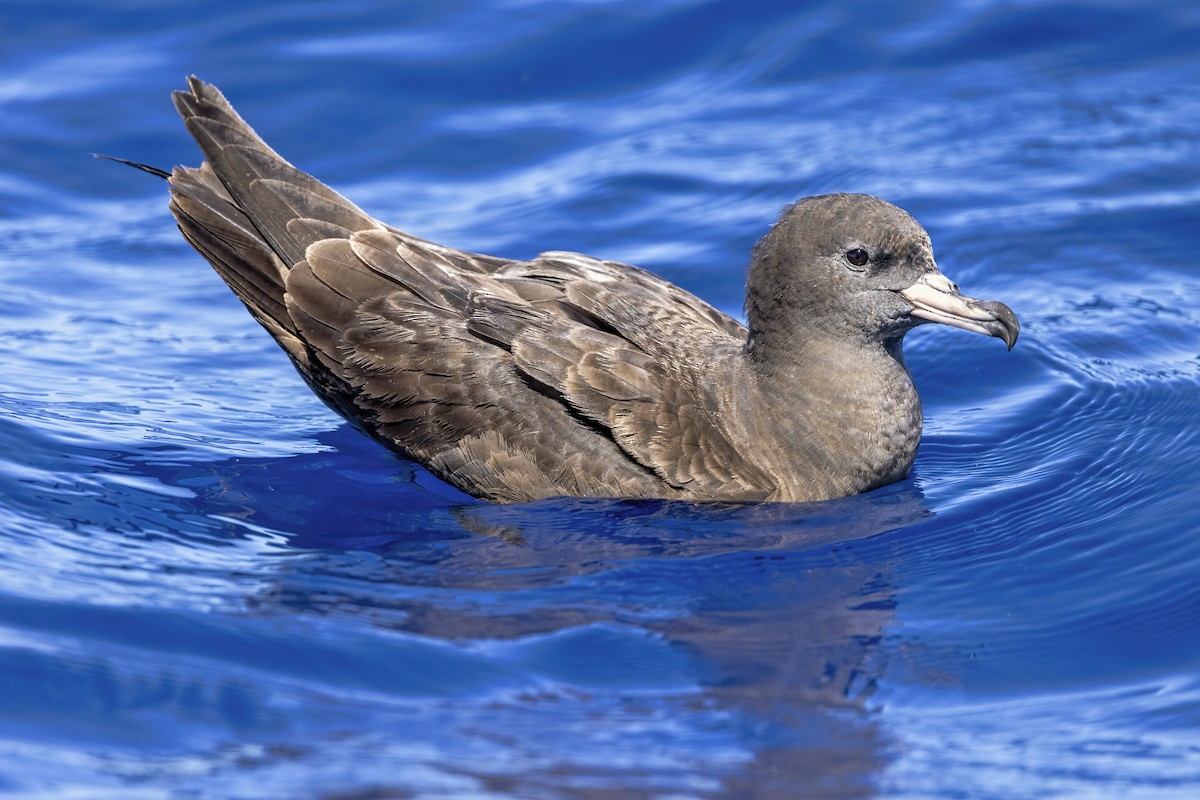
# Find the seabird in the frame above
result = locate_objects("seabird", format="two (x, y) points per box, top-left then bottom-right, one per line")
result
(127, 76), (1019, 503)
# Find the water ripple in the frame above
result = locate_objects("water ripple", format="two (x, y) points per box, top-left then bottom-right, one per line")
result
(3, 0), (1200, 797)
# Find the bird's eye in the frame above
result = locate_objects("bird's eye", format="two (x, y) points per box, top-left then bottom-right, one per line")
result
(845, 248), (869, 268)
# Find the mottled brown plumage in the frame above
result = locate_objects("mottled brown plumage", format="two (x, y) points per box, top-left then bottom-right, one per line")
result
(162, 76), (1018, 503)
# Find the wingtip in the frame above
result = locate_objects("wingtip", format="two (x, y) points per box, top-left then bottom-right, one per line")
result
(185, 74), (209, 96)
(91, 152), (171, 179)
(173, 75), (242, 125)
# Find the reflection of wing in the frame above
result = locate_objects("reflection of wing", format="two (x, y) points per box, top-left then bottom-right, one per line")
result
(169, 77), (773, 502)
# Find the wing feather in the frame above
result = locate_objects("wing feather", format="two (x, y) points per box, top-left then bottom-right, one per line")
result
(166, 76), (776, 502)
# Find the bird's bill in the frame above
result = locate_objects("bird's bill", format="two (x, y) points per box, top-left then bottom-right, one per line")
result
(898, 272), (1020, 350)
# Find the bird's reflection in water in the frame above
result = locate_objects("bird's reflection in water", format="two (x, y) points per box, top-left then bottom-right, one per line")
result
(151, 428), (931, 797)
(449, 495), (919, 797)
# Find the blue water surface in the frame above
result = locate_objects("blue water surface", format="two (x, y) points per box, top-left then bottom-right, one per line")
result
(2, 1), (1200, 797)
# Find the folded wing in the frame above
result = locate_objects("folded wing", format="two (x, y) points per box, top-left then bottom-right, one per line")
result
(168, 76), (772, 501)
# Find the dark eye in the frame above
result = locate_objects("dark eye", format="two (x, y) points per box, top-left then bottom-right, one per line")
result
(846, 248), (869, 268)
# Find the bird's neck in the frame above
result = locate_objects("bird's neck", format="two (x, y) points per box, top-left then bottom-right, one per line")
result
(738, 334), (923, 501)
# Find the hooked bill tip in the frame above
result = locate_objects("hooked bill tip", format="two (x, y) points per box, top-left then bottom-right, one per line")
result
(978, 300), (1020, 350)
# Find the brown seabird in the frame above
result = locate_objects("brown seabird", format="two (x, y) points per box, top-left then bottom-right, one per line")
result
(135, 76), (1019, 503)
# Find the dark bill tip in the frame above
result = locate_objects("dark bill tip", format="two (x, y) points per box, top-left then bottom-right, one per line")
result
(976, 300), (1020, 350)
(898, 273), (1020, 351)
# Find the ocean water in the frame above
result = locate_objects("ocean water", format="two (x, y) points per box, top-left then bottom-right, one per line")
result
(2, 0), (1199, 797)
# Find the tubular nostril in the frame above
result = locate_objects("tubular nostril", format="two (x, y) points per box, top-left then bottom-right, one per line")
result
(922, 272), (959, 294)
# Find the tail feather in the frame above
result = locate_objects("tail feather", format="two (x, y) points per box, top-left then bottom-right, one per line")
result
(168, 163), (290, 326)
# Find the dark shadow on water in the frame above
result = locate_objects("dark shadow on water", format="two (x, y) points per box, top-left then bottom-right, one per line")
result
(416, 495), (914, 798)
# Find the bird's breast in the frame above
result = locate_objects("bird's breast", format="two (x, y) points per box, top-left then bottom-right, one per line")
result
(731, 348), (923, 502)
